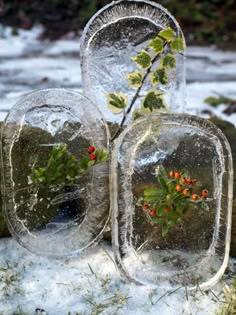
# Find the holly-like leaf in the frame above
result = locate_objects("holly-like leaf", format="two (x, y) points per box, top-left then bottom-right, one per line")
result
(132, 50), (152, 69)
(158, 27), (175, 42)
(149, 37), (164, 54)
(151, 67), (168, 85)
(107, 93), (128, 114)
(96, 149), (109, 162)
(161, 54), (176, 69)
(127, 71), (143, 88)
(170, 38), (185, 52)
(142, 91), (167, 112)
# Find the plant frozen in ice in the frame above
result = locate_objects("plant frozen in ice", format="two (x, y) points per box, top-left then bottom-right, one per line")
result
(107, 26), (185, 140)
(29, 144), (109, 191)
(137, 166), (210, 236)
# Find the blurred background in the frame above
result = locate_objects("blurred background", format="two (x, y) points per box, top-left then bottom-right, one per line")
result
(0, 0), (236, 47)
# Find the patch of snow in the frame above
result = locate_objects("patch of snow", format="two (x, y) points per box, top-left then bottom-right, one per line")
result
(0, 237), (228, 315)
(43, 40), (80, 56)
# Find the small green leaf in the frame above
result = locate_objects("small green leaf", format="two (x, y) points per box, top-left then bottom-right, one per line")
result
(144, 187), (160, 197)
(161, 54), (176, 68)
(107, 93), (128, 114)
(158, 27), (175, 42)
(204, 96), (231, 107)
(151, 67), (168, 85)
(126, 71), (143, 88)
(142, 91), (167, 112)
(170, 38), (185, 52)
(162, 223), (169, 237)
(132, 50), (152, 69)
(149, 37), (164, 54)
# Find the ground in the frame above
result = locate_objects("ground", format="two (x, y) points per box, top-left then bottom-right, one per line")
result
(0, 25), (236, 315)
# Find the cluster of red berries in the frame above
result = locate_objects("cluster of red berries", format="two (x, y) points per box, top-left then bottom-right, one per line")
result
(169, 170), (208, 201)
(88, 146), (96, 160)
(142, 204), (171, 216)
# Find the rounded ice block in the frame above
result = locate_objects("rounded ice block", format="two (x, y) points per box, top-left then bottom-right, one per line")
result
(1, 89), (110, 257)
(111, 114), (233, 290)
(80, 0), (186, 135)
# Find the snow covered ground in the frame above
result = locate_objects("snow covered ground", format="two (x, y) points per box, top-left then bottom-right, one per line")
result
(0, 25), (236, 314)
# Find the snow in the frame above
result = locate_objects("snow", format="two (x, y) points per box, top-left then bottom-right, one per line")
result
(0, 237), (232, 315)
(0, 25), (236, 314)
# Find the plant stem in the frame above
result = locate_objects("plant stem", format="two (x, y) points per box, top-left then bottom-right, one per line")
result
(111, 43), (167, 142)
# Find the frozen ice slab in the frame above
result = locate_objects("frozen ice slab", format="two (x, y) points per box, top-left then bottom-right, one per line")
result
(1, 89), (110, 257)
(111, 113), (233, 290)
(80, 0), (186, 137)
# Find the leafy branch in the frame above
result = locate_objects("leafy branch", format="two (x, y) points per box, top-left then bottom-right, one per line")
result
(17, 144), (109, 193)
(108, 26), (185, 141)
(137, 166), (210, 237)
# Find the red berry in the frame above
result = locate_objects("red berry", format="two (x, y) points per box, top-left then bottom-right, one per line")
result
(149, 209), (156, 217)
(181, 177), (186, 184)
(164, 206), (170, 213)
(169, 171), (175, 177)
(176, 185), (182, 192)
(191, 194), (198, 201)
(142, 204), (149, 210)
(201, 189), (208, 197)
(90, 154), (96, 160)
(175, 172), (181, 179)
(191, 179), (197, 185)
(88, 146), (95, 154)
(186, 178), (192, 185)
(183, 189), (189, 195)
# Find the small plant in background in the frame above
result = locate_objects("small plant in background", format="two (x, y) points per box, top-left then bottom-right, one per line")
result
(107, 26), (185, 140)
(137, 166), (210, 236)
(204, 95), (236, 116)
(30, 144), (109, 191)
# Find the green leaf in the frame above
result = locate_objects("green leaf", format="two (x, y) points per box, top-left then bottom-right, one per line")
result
(158, 27), (175, 42)
(142, 91), (167, 112)
(204, 96), (231, 107)
(144, 187), (160, 197)
(149, 37), (164, 54)
(162, 223), (169, 237)
(161, 54), (176, 69)
(170, 38), (185, 52)
(151, 67), (168, 85)
(96, 149), (109, 162)
(107, 93), (128, 114)
(132, 50), (152, 69)
(127, 71), (143, 88)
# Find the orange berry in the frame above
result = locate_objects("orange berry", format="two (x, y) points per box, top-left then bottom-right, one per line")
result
(191, 194), (198, 201)
(201, 189), (208, 197)
(181, 177), (186, 184)
(142, 204), (149, 210)
(169, 171), (175, 177)
(186, 178), (192, 185)
(175, 172), (181, 179)
(183, 189), (189, 195)
(149, 209), (156, 217)
(176, 185), (182, 192)
(164, 206), (170, 213)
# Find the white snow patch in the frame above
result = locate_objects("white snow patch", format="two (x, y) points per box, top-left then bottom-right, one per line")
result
(0, 237), (230, 315)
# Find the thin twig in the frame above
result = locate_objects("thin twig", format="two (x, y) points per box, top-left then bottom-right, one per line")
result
(111, 42), (168, 141)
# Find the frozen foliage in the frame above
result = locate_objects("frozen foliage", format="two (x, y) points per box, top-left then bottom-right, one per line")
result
(111, 113), (233, 290)
(80, 0), (186, 128)
(1, 89), (110, 257)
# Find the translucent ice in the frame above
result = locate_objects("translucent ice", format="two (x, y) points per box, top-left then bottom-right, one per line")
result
(1, 89), (110, 257)
(111, 113), (233, 290)
(80, 0), (186, 138)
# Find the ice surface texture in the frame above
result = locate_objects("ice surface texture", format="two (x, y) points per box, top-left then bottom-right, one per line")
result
(80, 0), (186, 130)
(1, 89), (110, 257)
(111, 113), (233, 290)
